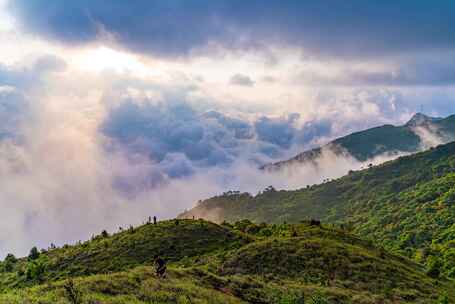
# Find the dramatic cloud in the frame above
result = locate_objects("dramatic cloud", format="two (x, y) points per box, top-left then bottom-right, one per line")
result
(9, 1), (455, 60)
(101, 96), (304, 180)
(2, 1), (455, 259)
(100, 86), (415, 182)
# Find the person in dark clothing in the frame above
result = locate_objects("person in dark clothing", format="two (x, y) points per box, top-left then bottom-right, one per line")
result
(154, 255), (166, 278)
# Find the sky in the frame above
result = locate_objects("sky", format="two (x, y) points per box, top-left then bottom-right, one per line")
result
(1, 0), (455, 257)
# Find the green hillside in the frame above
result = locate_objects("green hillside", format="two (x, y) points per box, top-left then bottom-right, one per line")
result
(263, 113), (455, 170)
(180, 141), (455, 279)
(0, 220), (251, 290)
(1, 220), (453, 303)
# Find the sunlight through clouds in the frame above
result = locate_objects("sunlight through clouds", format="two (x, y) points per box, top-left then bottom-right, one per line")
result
(72, 46), (151, 75)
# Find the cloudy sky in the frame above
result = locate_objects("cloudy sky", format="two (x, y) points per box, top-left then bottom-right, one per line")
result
(1, 0), (455, 257)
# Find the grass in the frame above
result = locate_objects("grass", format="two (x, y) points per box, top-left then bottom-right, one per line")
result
(0, 220), (453, 303)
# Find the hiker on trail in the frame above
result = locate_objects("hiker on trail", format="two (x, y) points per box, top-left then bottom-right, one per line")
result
(154, 254), (166, 278)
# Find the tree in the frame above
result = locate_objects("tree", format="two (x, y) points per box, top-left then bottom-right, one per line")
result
(3, 253), (17, 272)
(4, 253), (17, 264)
(28, 247), (40, 261)
(101, 230), (109, 238)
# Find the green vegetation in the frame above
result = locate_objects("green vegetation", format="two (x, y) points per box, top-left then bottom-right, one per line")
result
(0, 220), (250, 289)
(181, 141), (455, 279)
(264, 113), (455, 170)
(1, 220), (452, 303)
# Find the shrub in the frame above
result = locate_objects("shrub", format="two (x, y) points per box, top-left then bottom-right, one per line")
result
(436, 293), (449, 304)
(26, 260), (45, 281)
(260, 228), (273, 237)
(63, 279), (83, 304)
(426, 256), (443, 278)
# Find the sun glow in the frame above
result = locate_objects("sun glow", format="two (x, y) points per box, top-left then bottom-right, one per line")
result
(72, 46), (153, 76)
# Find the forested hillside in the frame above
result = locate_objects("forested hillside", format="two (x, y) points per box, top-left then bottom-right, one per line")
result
(181, 142), (455, 279)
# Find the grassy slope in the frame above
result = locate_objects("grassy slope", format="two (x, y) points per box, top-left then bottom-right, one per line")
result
(0, 220), (453, 303)
(0, 220), (251, 289)
(180, 142), (455, 278)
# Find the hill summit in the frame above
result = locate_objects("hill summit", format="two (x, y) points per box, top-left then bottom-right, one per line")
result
(405, 113), (442, 127)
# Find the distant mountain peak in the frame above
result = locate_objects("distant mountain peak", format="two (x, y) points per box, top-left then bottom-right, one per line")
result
(262, 112), (455, 171)
(405, 112), (441, 127)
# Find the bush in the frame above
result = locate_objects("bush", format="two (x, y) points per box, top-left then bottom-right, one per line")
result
(260, 228), (273, 237)
(63, 279), (83, 304)
(436, 294), (449, 304)
(26, 260), (45, 281)
(426, 256), (443, 278)
(234, 219), (255, 232)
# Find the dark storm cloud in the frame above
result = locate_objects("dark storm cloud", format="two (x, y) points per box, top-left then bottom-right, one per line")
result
(9, 1), (455, 59)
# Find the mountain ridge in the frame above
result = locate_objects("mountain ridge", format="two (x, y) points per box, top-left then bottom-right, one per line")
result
(262, 113), (455, 171)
